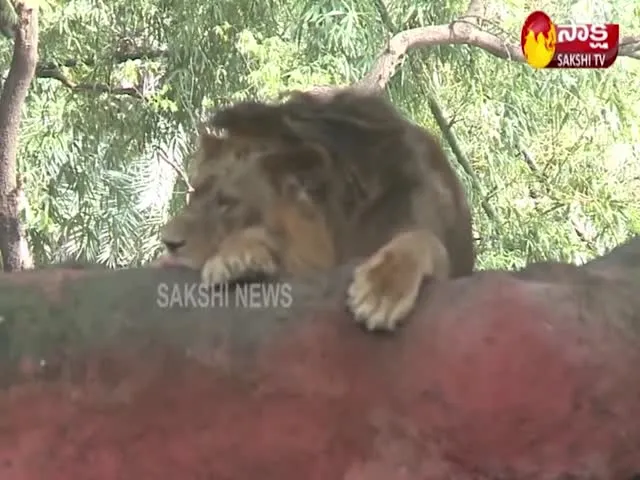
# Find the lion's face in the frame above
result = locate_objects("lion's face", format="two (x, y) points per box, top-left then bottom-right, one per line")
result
(158, 133), (285, 269)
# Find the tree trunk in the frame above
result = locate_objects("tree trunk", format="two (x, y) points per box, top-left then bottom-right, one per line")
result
(0, 0), (38, 272)
(0, 237), (639, 479)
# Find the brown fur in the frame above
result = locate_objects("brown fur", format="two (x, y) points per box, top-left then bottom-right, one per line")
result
(158, 88), (475, 331)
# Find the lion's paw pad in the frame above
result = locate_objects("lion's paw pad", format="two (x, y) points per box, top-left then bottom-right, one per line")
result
(346, 250), (422, 331)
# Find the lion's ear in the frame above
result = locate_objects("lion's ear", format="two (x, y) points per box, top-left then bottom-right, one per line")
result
(210, 101), (292, 139)
(261, 144), (331, 197)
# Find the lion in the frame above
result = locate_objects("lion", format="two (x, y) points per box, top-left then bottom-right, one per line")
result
(156, 88), (475, 331)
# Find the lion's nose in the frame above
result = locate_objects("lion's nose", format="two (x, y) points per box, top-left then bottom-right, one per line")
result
(162, 239), (186, 253)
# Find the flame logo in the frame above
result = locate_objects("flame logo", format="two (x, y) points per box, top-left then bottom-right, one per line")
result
(521, 11), (556, 69)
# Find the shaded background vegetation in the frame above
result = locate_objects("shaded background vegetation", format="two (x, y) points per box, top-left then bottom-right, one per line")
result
(1, 0), (639, 270)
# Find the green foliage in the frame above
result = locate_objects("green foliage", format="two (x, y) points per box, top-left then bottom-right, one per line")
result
(2, 0), (638, 269)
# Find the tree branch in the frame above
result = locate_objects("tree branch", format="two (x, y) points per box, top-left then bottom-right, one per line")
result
(36, 66), (143, 99)
(426, 94), (496, 220)
(157, 148), (193, 196)
(35, 47), (168, 73)
(354, 4), (640, 93)
(33, 47), (168, 99)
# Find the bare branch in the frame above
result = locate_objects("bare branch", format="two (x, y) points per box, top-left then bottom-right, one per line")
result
(32, 46), (168, 99)
(353, 0), (640, 93)
(35, 48), (168, 73)
(35, 64), (144, 99)
(619, 35), (640, 57)
(356, 24), (518, 92)
(71, 83), (143, 98)
(113, 48), (169, 64)
(519, 147), (540, 175)
(426, 94), (496, 220)
(157, 149), (193, 195)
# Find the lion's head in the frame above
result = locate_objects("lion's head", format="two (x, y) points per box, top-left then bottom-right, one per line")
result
(158, 104), (335, 270)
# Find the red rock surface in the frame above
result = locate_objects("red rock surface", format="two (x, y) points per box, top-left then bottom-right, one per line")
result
(0, 256), (639, 479)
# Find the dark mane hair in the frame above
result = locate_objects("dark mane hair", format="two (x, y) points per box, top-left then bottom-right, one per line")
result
(207, 88), (436, 218)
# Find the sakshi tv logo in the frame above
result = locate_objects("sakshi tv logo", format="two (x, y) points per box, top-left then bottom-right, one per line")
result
(520, 11), (620, 69)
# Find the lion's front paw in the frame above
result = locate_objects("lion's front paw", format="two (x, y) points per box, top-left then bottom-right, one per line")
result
(201, 247), (277, 285)
(347, 246), (424, 331)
